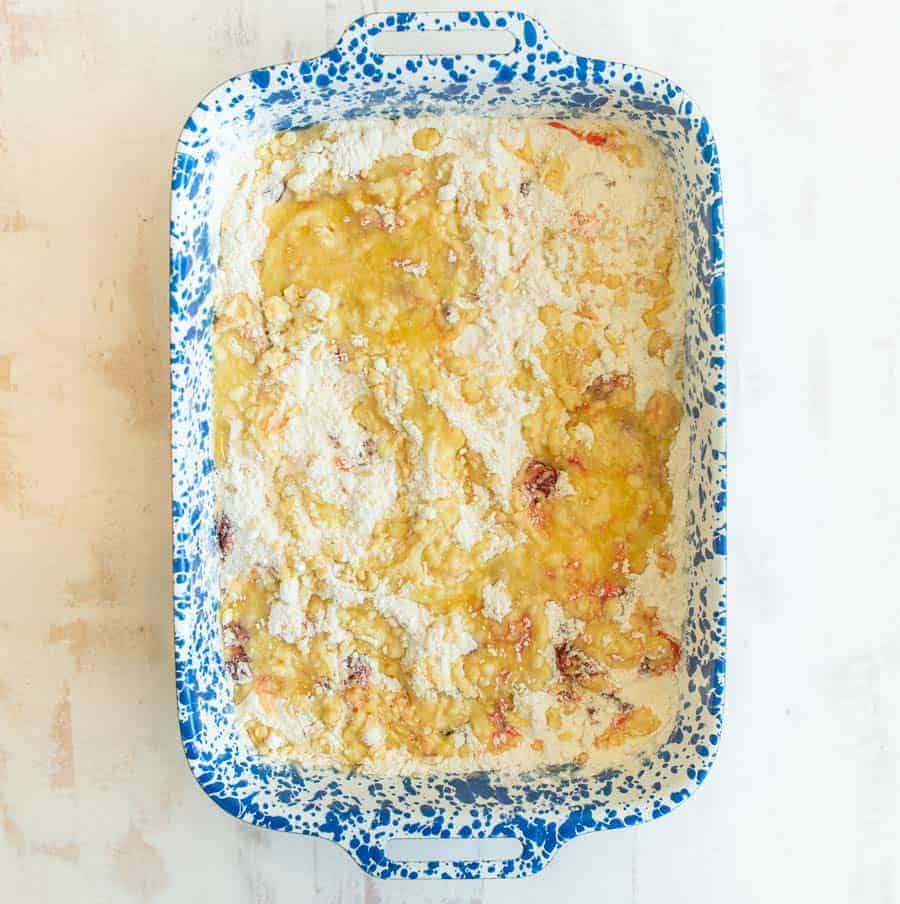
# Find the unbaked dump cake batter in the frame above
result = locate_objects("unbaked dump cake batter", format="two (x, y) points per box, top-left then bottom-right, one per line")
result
(212, 115), (687, 773)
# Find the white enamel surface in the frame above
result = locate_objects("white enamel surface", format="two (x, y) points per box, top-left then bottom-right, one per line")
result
(1, 0), (898, 901)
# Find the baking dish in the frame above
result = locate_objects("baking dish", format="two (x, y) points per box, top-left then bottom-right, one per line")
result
(170, 10), (726, 879)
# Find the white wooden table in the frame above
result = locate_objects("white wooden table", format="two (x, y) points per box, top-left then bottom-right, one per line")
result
(2, 1), (898, 901)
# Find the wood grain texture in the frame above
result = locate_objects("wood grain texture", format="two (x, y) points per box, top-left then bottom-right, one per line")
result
(1, 0), (899, 901)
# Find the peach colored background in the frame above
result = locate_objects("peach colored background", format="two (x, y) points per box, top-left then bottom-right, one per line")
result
(2, 1), (898, 902)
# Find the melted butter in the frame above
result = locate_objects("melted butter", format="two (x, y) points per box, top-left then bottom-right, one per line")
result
(261, 153), (480, 354)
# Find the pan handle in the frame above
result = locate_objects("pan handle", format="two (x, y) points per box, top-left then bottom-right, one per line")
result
(328, 10), (563, 61)
(334, 821), (559, 880)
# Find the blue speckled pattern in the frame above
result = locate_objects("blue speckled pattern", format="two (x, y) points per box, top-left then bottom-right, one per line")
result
(170, 10), (726, 880)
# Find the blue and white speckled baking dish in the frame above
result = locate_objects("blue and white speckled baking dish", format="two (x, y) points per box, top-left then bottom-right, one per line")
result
(169, 10), (726, 879)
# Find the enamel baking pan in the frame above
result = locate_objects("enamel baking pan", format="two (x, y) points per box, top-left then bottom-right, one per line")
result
(170, 10), (726, 879)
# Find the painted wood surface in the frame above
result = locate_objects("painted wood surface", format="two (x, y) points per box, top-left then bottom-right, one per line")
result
(1, 1), (898, 901)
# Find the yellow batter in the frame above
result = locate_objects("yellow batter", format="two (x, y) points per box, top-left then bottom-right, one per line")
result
(213, 116), (684, 772)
